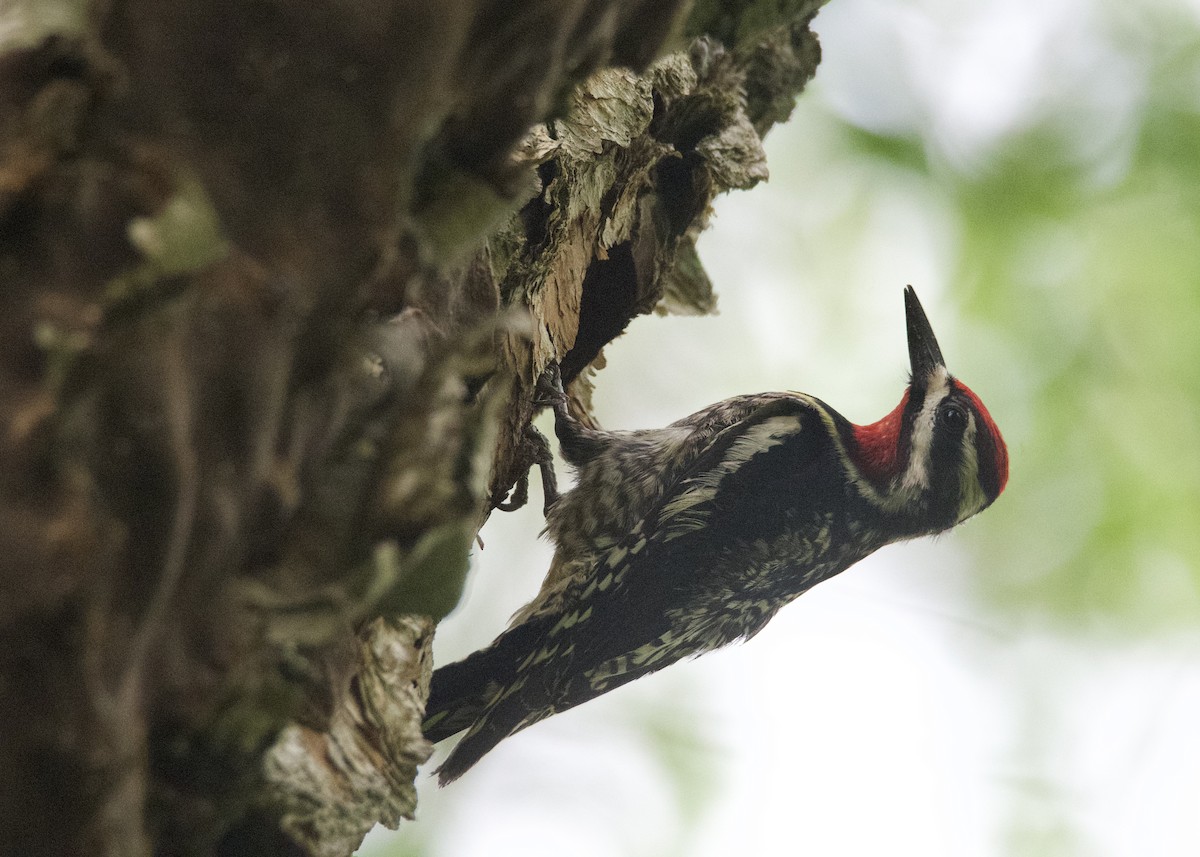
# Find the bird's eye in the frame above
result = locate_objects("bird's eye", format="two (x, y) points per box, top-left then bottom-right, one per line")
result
(940, 403), (967, 430)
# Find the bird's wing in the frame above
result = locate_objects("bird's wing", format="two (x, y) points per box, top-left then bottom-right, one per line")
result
(529, 392), (817, 621)
(435, 395), (832, 783)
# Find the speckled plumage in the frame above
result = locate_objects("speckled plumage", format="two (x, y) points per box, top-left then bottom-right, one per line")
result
(514, 391), (799, 625)
(423, 287), (1008, 784)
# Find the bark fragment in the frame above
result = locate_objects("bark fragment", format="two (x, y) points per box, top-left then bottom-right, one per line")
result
(0, 1), (826, 854)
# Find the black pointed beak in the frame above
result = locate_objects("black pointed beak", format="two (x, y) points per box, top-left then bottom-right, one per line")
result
(904, 285), (946, 382)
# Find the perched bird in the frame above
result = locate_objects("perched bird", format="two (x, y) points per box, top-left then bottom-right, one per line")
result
(424, 286), (1008, 783)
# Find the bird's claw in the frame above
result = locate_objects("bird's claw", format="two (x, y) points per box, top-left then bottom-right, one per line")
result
(492, 424), (560, 516)
(532, 362), (568, 413)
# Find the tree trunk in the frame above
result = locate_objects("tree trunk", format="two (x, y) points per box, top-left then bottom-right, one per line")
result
(0, 1), (825, 854)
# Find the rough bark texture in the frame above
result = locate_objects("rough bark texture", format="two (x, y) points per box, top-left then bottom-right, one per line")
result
(0, 1), (825, 854)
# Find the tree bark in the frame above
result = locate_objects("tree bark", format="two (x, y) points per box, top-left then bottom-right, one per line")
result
(0, 1), (825, 854)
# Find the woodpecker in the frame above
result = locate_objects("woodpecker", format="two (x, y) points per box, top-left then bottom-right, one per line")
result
(424, 286), (1008, 783)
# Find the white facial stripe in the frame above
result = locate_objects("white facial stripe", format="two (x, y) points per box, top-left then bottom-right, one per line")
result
(899, 365), (952, 494)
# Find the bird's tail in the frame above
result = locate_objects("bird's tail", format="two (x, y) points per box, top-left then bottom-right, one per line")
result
(422, 647), (502, 744)
(433, 649), (658, 784)
(432, 690), (546, 785)
(422, 616), (551, 742)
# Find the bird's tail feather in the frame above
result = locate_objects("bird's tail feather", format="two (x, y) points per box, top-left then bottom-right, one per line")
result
(433, 651), (666, 784)
(422, 617), (550, 744)
(434, 678), (552, 785)
(422, 649), (499, 743)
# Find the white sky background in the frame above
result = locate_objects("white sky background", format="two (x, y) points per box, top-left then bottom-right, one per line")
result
(363, 1), (1200, 855)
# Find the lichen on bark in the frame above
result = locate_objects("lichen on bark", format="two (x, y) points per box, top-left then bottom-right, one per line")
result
(0, 1), (826, 854)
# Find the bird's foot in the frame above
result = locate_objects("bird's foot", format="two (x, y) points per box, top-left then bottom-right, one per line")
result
(532, 362), (568, 415)
(492, 424), (560, 515)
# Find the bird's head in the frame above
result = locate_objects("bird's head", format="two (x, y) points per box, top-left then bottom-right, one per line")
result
(851, 287), (1008, 529)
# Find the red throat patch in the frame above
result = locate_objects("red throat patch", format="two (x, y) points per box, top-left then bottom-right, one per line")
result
(852, 390), (909, 484)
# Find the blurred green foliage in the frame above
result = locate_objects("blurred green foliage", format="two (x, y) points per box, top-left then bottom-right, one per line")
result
(766, 1), (1200, 633)
(367, 2), (1200, 855)
(939, 21), (1200, 630)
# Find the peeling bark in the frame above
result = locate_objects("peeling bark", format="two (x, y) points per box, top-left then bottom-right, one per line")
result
(0, 1), (825, 854)
(262, 616), (433, 856)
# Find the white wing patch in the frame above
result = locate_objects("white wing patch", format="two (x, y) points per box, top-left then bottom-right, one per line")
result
(657, 414), (802, 542)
